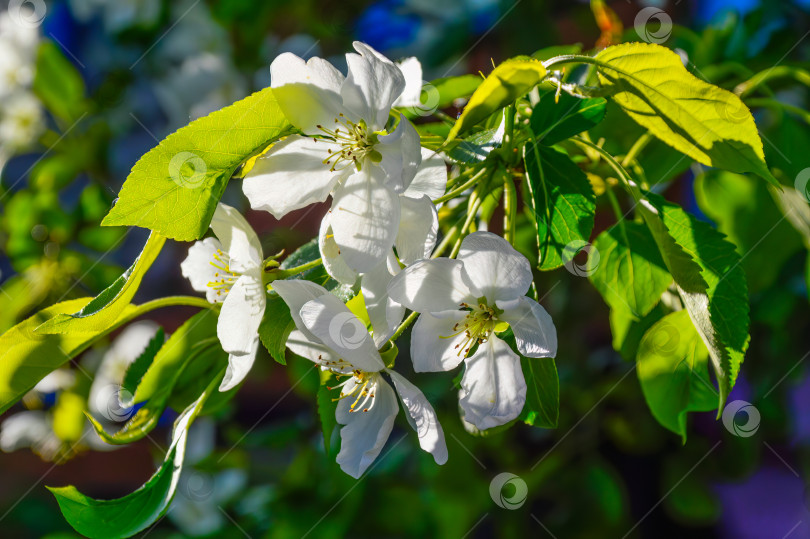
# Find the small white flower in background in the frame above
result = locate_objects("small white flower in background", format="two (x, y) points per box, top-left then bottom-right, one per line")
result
(0, 368), (76, 458)
(0, 12), (38, 97)
(320, 147), (448, 344)
(388, 231), (558, 430)
(242, 41), (422, 273)
(181, 203), (266, 391)
(272, 279), (447, 478)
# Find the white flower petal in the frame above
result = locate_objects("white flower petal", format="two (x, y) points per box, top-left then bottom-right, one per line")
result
(395, 194), (438, 264)
(217, 273), (266, 355)
(393, 57), (423, 108)
(210, 203), (263, 272)
(387, 258), (479, 313)
(361, 252), (405, 347)
(377, 115), (421, 193)
(181, 237), (223, 303)
(335, 375), (399, 478)
(459, 337), (526, 430)
(220, 337), (259, 391)
(410, 311), (467, 372)
(497, 296), (558, 358)
(387, 370), (447, 465)
(319, 211), (358, 286)
(271, 52), (344, 93)
(286, 329), (341, 365)
(270, 279), (329, 340)
(341, 42), (404, 131)
(243, 135), (345, 220)
(457, 231), (533, 302)
(270, 52), (347, 132)
(330, 166), (400, 274)
(299, 294), (385, 373)
(403, 148), (448, 201)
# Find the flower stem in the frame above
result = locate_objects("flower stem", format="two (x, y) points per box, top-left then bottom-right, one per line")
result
(621, 132), (652, 168)
(434, 167), (489, 204)
(503, 173), (517, 245)
(572, 136), (642, 202)
(267, 257), (323, 281)
(450, 188), (485, 258)
(389, 311), (419, 342)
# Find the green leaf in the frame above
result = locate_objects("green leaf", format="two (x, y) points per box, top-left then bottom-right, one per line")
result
(0, 298), (144, 414)
(594, 42), (778, 187)
(33, 40), (86, 124)
(101, 87), (292, 241)
(258, 294), (295, 365)
(317, 375), (338, 455)
(636, 310), (718, 441)
(519, 356), (559, 428)
(134, 310), (219, 405)
(36, 232), (166, 334)
(530, 91), (607, 145)
(609, 302), (668, 361)
(120, 328), (165, 406)
(448, 57), (547, 140)
(432, 74), (482, 107)
(50, 371), (222, 539)
(638, 193), (750, 408)
(589, 221), (672, 317)
(524, 144), (595, 270)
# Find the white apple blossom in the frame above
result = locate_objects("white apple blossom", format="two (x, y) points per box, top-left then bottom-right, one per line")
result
(319, 147), (448, 344)
(387, 231), (558, 430)
(180, 203), (266, 391)
(242, 42), (422, 273)
(272, 279), (447, 478)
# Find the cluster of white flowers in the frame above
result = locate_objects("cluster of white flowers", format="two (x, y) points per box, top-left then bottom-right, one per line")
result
(182, 43), (558, 478)
(0, 12), (44, 161)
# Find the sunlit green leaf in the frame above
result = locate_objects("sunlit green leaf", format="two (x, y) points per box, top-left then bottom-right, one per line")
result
(595, 42), (778, 187)
(36, 232), (166, 335)
(0, 298), (144, 414)
(102, 88), (292, 241)
(448, 57), (547, 140)
(589, 221), (672, 317)
(636, 310), (718, 441)
(638, 193), (749, 408)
